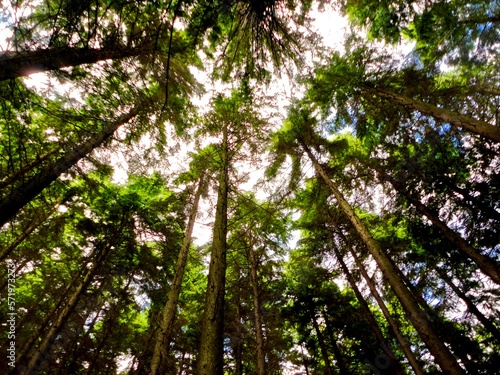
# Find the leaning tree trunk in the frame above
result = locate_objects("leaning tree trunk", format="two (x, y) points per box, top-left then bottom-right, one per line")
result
(379, 171), (500, 286)
(0, 149), (58, 191)
(248, 232), (266, 375)
(196, 124), (229, 375)
(0, 107), (140, 227)
(1, 191), (75, 261)
(331, 244), (405, 375)
(301, 141), (464, 375)
(17, 219), (124, 375)
(437, 269), (500, 343)
(149, 175), (204, 375)
(310, 311), (334, 375)
(322, 310), (350, 375)
(0, 46), (152, 81)
(13, 266), (87, 369)
(349, 248), (425, 375)
(363, 85), (500, 142)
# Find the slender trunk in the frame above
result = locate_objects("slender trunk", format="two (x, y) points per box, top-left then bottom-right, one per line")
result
(387, 256), (483, 370)
(322, 310), (350, 375)
(248, 232), (266, 375)
(196, 125), (229, 375)
(17, 219), (124, 375)
(440, 178), (500, 222)
(1, 209), (52, 261)
(85, 278), (133, 375)
(149, 176), (204, 375)
(301, 345), (311, 375)
(0, 107), (140, 227)
(380, 172), (500, 286)
(437, 269), (500, 343)
(331, 245), (405, 375)
(233, 276), (243, 375)
(302, 141), (464, 374)
(0, 191), (74, 261)
(350, 249), (425, 375)
(363, 85), (500, 142)
(13, 267), (87, 368)
(0, 46), (150, 81)
(310, 312), (334, 375)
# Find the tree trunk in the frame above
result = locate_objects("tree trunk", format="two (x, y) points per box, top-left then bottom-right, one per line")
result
(0, 46), (151, 81)
(85, 277), (133, 375)
(0, 107), (140, 227)
(13, 266), (87, 368)
(322, 310), (350, 375)
(233, 272), (243, 375)
(363, 85), (500, 142)
(331, 244), (405, 375)
(17, 218), (124, 375)
(302, 141), (464, 375)
(0, 149), (58, 190)
(349, 248), (425, 375)
(380, 171), (500, 286)
(310, 312), (334, 375)
(196, 124), (229, 375)
(248, 232), (266, 375)
(149, 175), (204, 375)
(1, 191), (75, 261)
(437, 269), (500, 343)
(386, 255), (484, 371)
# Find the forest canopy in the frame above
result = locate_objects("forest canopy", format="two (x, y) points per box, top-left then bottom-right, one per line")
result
(0, 0), (499, 374)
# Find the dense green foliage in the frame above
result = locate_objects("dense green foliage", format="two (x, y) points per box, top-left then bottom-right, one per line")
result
(0, 0), (499, 374)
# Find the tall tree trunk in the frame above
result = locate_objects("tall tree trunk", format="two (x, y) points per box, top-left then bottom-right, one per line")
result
(349, 248), (425, 375)
(386, 255), (484, 371)
(310, 312), (334, 375)
(322, 310), (350, 375)
(1, 191), (75, 261)
(16, 217), (125, 375)
(302, 141), (464, 375)
(233, 270), (243, 375)
(380, 171), (500, 286)
(437, 269), (500, 343)
(0, 46), (151, 81)
(13, 266), (87, 368)
(85, 277), (133, 375)
(0, 107), (140, 227)
(196, 124), (229, 375)
(363, 85), (500, 142)
(149, 175), (204, 375)
(247, 232), (266, 375)
(331, 244), (405, 375)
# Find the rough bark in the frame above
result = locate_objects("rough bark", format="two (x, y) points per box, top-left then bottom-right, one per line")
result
(248, 232), (266, 375)
(196, 125), (229, 375)
(350, 249), (425, 375)
(363, 85), (500, 142)
(302, 141), (464, 375)
(0, 46), (150, 81)
(149, 176), (204, 375)
(0, 107), (140, 227)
